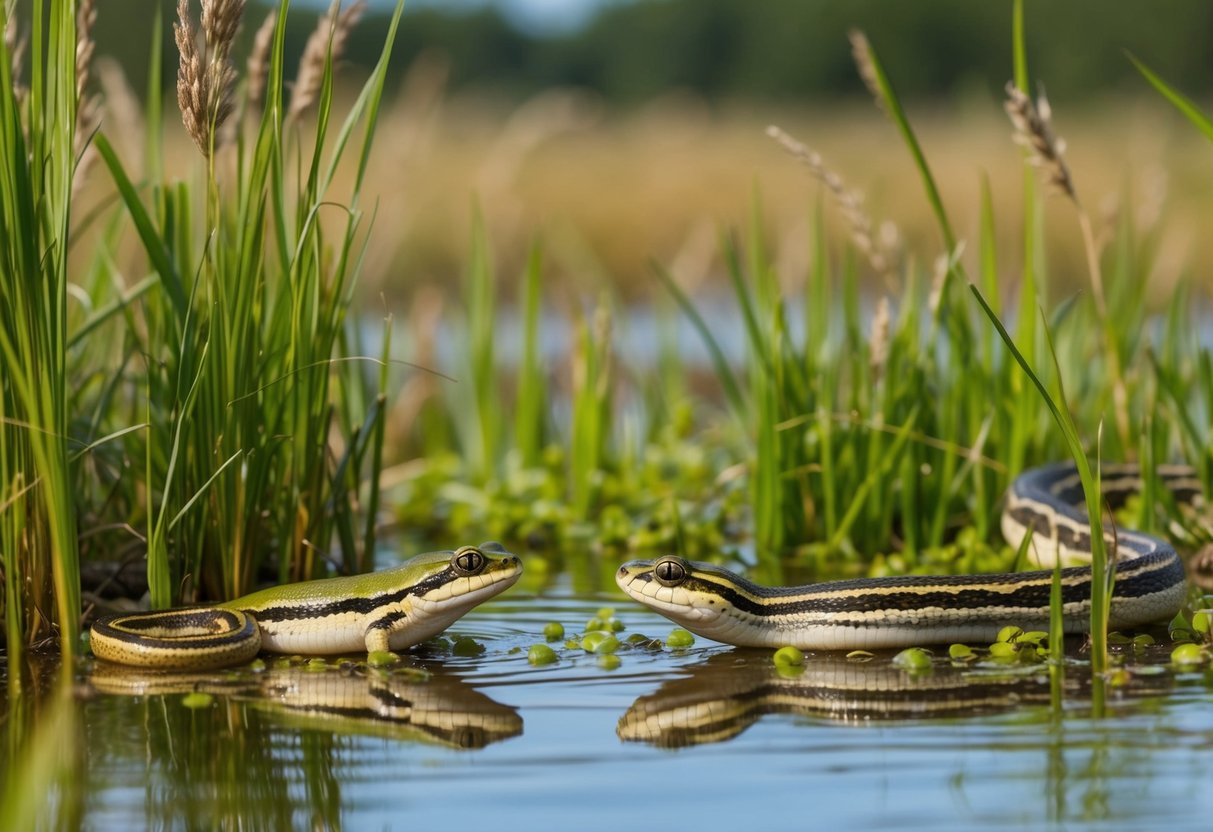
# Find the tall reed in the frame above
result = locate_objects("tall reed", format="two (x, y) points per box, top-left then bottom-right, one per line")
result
(0, 1), (86, 664)
(93, 0), (406, 605)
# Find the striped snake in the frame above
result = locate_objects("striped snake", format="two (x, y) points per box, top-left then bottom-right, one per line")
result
(616, 463), (1194, 650)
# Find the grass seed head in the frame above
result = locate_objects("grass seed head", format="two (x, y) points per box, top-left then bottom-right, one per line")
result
(245, 9), (276, 113)
(201, 0), (244, 53)
(848, 30), (884, 112)
(1004, 82), (1077, 202)
(869, 295), (891, 384)
(75, 0), (96, 103)
(289, 0), (367, 120)
(175, 0), (245, 157)
(766, 123), (898, 284)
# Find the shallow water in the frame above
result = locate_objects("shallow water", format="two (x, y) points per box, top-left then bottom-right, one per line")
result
(6, 580), (1213, 831)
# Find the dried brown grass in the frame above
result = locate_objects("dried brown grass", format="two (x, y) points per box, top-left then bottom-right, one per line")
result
(1004, 80), (1129, 446)
(848, 31), (883, 112)
(245, 9), (276, 114)
(175, 0), (245, 158)
(288, 0), (366, 121)
(766, 123), (899, 286)
(1004, 82), (1076, 203)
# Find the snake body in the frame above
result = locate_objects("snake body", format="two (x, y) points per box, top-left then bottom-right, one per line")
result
(616, 463), (1193, 650)
(90, 544), (522, 669)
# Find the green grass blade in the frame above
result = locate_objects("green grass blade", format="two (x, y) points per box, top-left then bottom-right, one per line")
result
(1128, 53), (1213, 143)
(652, 260), (747, 420)
(971, 284), (1110, 672)
(94, 134), (187, 321)
(852, 30), (956, 254)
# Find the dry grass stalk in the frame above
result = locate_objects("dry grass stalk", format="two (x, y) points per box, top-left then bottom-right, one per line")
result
(288, 0), (367, 120)
(73, 0), (100, 191)
(175, 0), (245, 157)
(927, 250), (952, 318)
(1005, 81), (1130, 448)
(869, 295), (891, 384)
(848, 30), (884, 111)
(1003, 82), (1077, 203)
(766, 124), (898, 285)
(75, 0), (95, 102)
(6, 5), (26, 100)
(245, 9), (276, 113)
(96, 57), (144, 174)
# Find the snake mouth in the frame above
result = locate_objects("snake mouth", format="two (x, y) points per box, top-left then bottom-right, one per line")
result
(616, 564), (723, 626)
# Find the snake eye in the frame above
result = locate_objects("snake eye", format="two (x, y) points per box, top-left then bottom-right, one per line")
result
(452, 546), (487, 576)
(653, 556), (689, 587)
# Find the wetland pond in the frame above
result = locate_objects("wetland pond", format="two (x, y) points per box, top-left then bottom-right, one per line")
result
(6, 575), (1213, 831)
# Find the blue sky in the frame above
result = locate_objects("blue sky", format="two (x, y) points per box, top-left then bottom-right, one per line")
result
(293, 0), (624, 35)
(401, 0), (622, 35)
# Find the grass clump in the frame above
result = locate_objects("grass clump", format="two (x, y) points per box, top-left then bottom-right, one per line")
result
(0, 0), (88, 663)
(2, 0), (408, 661)
(100, 0), (405, 606)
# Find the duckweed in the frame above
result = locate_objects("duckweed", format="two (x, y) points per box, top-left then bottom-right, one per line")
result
(453, 636), (486, 657)
(892, 648), (932, 671)
(948, 644), (976, 661)
(988, 642), (1018, 659)
(182, 692), (214, 709)
(527, 644), (559, 665)
(597, 654), (622, 670)
(996, 626), (1024, 644)
(773, 646), (805, 667)
(543, 622), (565, 641)
(593, 635), (621, 654)
(367, 651), (399, 668)
(666, 629), (695, 648)
(1194, 610), (1212, 635)
(581, 631), (620, 653)
(1171, 643), (1206, 667)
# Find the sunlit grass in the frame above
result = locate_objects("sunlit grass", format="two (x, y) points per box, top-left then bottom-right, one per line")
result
(0, 0), (84, 662)
(2, 0), (1211, 675)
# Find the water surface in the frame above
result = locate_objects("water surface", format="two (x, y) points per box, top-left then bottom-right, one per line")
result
(6, 580), (1213, 830)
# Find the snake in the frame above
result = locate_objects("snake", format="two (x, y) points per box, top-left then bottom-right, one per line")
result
(89, 543), (522, 669)
(616, 463), (1194, 650)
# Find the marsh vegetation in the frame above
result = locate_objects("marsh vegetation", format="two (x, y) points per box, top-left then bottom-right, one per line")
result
(3, 1), (1213, 828)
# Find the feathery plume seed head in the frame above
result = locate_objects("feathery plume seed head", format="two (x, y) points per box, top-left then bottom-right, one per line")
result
(766, 124), (898, 283)
(175, 0), (206, 152)
(75, 0), (96, 102)
(202, 0), (244, 53)
(848, 30), (884, 110)
(869, 295), (891, 383)
(175, 0), (245, 157)
(245, 10), (276, 113)
(289, 0), (367, 120)
(1004, 82), (1077, 202)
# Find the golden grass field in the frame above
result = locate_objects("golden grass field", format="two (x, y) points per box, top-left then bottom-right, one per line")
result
(81, 58), (1213, 315)
(336, 80), (1213, 306)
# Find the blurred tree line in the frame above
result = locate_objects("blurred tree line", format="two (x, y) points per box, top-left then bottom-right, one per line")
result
(95, 0), (1213, 108)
